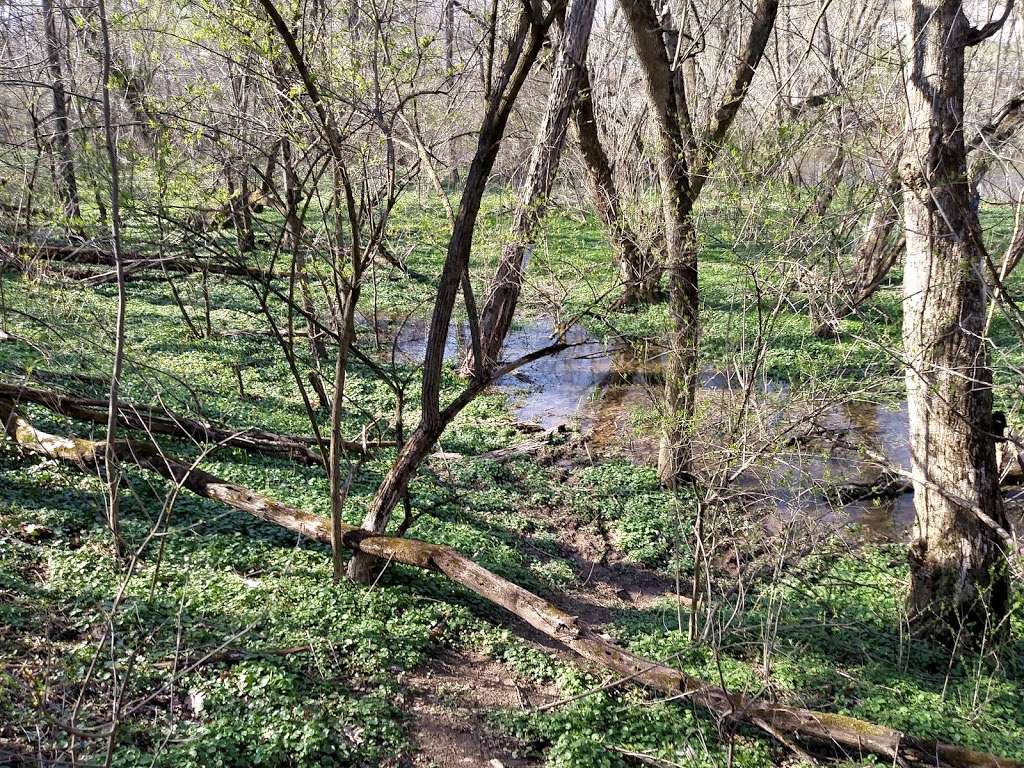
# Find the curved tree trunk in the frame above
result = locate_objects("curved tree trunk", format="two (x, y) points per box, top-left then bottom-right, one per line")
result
(471, 0), (597, 373)
(899, 0), (1011, 645)
(347, 5), (554, 582)
(812, 176), (903, 338)
(572, 65), (662, 307)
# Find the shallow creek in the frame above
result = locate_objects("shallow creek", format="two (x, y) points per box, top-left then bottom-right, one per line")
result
(364, 313), (929, 542)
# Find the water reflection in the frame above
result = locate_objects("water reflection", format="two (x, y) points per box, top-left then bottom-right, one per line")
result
(371, 314), (612, 429)
(365, 313), (927, 541)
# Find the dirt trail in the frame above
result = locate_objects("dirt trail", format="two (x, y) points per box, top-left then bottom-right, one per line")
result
(403, 648), (555, 768)
(542, 503), (686, 628)
(400, 462), (688, 767)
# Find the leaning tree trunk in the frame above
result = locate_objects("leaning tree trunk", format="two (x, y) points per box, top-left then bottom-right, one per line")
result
(572, 65), (661, 306)
(347, 6), (554, 583)
(471, 0), (597, 373)
(899, 0), (1011, 645)
(40, 0), (80, 222)
(812, 176), (903, 339)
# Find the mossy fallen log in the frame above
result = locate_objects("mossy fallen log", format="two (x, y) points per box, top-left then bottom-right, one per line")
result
(0, 399), (1019, 768)
(0, 382), (394, 464)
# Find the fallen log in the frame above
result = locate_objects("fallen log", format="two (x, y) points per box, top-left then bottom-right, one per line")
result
(827, 473), (913, 503)
(827, 438), (1023, 502)
(2, 242), (281, 280)
(0, 382), (395, 464)
(477, 424), (574, 463)
(0, 401), (1017, 768)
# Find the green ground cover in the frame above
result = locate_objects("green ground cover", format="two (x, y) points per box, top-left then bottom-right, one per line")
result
(2, 192), (1022, 766)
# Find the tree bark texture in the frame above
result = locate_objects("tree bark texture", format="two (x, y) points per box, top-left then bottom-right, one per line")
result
(572, 65), (661, 306)
(618, 0), (778, 485)
(40, 0), (81, 221)
(899, 0), (1011, 643)
(473, 0), (597, 372)
(348, 3), (553, 582)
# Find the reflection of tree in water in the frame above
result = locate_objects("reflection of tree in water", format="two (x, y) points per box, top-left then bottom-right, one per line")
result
(379, 311), (925, 543)
(833, 401), (915, 540)
(580, 340), (664, 461)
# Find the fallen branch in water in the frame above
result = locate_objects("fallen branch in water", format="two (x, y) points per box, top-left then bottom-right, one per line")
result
(827, 473), (913, 503)
(820, 429), (1023, 502)
(0, 382), (395, 465)
(0, 401), (1019, 768)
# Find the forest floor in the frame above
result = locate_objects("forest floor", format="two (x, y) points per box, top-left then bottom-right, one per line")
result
(2, 194), (1024, 767)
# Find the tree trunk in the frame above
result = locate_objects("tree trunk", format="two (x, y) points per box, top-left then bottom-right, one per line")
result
(226, 171), (256, 254)
(347, 6), (552, 582)
(616, 0), (699, 484)
(572, 65), (661, 306)
(329, 285), (358, 580)
(96, 0), (126, 559)
(472, 0), (597, 372)
(328, 164), (362, 582)
(812, 176), (903, 338)
(280, 131), (326, 362)
(899, 0), (1011, 645)
(619, 0), (778, 486)
(444, 0), (459, 185)
(40, 0), (80, 222)
(658, 215), (699, 484)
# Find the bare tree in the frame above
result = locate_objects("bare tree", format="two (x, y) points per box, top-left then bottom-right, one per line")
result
(573, 62), (662, 307)
(899, 0), (1013, 644)
(618, 0), (779, 485)
(347, 0), (564, 583)
(470, 0), (597, 373)
(97, 0), (127, 558)
(257, 0), (390, 581)
(40, 0), (80, 221)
